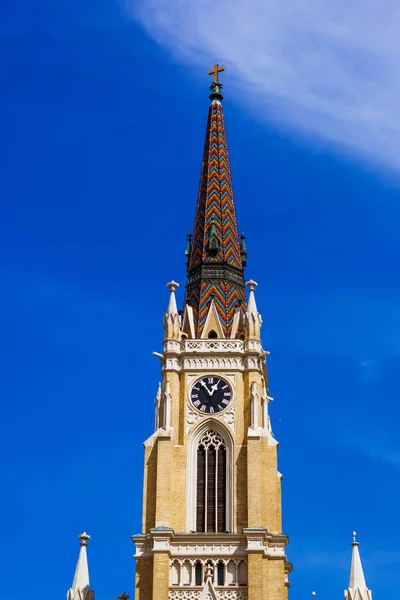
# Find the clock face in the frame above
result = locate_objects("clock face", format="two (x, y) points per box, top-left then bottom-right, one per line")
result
(190, 376), (232, 414)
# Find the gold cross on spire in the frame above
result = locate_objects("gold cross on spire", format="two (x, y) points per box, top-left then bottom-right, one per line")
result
(208, 63), (225, 84)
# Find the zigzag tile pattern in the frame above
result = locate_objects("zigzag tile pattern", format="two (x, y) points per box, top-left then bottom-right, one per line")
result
(189, 102), (242, 270)
(185, 99), (245, 337)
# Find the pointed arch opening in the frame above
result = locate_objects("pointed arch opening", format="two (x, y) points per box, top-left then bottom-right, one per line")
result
(187, 419), (233, 533)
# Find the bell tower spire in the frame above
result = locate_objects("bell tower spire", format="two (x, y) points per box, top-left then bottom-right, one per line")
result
(133, 66), (291, 600)
(185, 65), (246, 338)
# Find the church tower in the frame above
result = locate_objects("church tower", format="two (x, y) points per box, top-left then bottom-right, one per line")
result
(132, 65), (291, 600)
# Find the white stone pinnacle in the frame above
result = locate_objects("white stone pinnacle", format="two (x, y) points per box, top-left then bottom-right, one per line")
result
(246, 279), (259, 315)
(155, 382), (161, 403)
(350, 541), (367, 589)
(166, 281), (179, 315)
(345, 534), (372, 600)
(67, 533), (91, 600)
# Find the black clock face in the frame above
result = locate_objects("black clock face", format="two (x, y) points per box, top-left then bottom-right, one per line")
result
(190, 376), (232, 414)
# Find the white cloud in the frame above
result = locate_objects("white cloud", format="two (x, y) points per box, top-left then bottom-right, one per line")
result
(345, 433), (400, 466)
(129, 0), (400, 170)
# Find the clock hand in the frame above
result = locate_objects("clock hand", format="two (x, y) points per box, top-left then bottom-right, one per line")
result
(199, 380), (212, 396)
(209, 380), (220, 396)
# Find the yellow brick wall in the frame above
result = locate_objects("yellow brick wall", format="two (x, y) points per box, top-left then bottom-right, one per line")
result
(135, 557), (153, 600)
(155, 436), (172, 527)
(248, 553), (264, 600)
(142, 444), (157, 532)
(152, 553), (170, 600)
(264, 559), (288, 600)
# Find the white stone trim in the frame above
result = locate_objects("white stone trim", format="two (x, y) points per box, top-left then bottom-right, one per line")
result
(183, 357), (244, 371)
(170, 542), (246, 558)
(186, 404), (236, 434)
(169, 589), (248, 600)
(183, 340), (244, 353)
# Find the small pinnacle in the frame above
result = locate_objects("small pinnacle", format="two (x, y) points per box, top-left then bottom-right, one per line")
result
(118, 594), (130, 600)
(155, 382), (161, 403)
(78, 532), (90, 547)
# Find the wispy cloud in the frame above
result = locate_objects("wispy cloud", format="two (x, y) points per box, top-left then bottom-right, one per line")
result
(129, 0), (400, 170)
(345, 432), (400, 466)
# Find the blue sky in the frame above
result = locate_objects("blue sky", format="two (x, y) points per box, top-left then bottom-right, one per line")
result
(1, 1), (400, 598)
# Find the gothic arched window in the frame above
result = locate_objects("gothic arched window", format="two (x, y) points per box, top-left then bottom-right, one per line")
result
(187, 421), (233, 534)
(196, 430), (227, 533)
(195, 562), (203, 586)
(217, 561), (225, 586)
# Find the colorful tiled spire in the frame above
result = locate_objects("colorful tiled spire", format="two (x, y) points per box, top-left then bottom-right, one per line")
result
(185, 66), (246, 337)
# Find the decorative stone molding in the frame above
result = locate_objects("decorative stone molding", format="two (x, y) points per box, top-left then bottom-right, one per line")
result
(132, 534), (151, 558)
(183, 357), (244, 371)
(243, 357), (258, 371)
(182, 340), (244, 353)
(243, 528), (267, 553)
(150, 527), (174, 552)
(217, 592), (248, 600)
(169, 591), (201, 600)
(186, 405), (236, 434)
(161, 337), (268, 373)
(169, 590), (248, 600)
(186, 409), (201, 429)
(171, 543), (246, 557)
(265, 544), (286, 558)
(221, 408), (235, 432)
(243, 339), (262, 353)
(165, 357), (181, 371)
(164, 340), (181, 353)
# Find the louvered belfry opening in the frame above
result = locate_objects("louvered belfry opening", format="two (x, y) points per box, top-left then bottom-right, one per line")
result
(196, 430), (227, 532)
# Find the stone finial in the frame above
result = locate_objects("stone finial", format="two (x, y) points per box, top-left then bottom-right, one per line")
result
(167, 280), (179, 293)
(78, 532), (90, 547)
(118, 594), (130, 600)
(246, 279), (258, 292)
